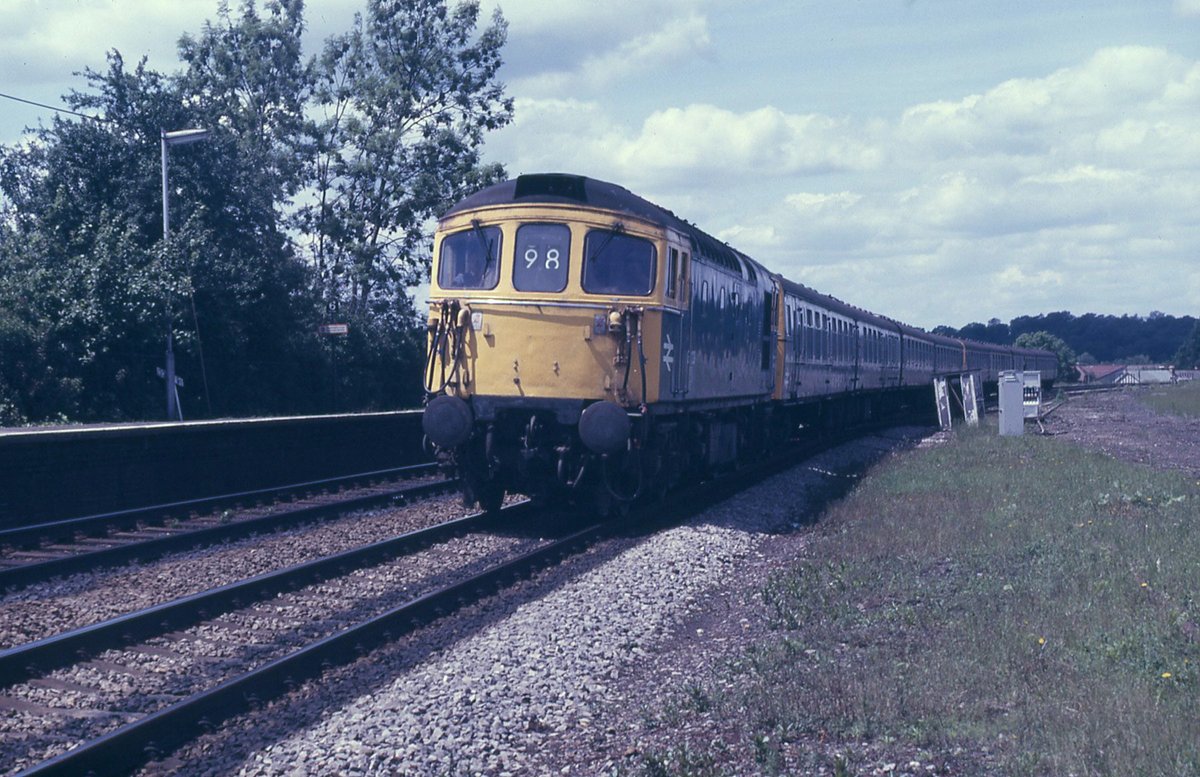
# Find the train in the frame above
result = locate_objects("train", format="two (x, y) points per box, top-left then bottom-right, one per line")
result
(421, 173), (1058, 512)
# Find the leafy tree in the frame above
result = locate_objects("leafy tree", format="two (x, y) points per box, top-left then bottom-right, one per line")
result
(0, 0), (513, 423)
(1174, 322), (1200, 369)
(0, 54), (185, 420)
(957, 318), (1010, 345)
(1015, 331), (1076, 381)
(1, 38), (318, 420)
(173, 0), (322, 416)
(1008, 311), (1195, 364)
(302, 0), (513, 322)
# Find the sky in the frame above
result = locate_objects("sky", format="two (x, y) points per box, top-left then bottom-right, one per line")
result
(2, 0), (1199, 330)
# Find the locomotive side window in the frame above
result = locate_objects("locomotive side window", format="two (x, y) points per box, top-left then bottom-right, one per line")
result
(666, 248), (679, 298)
(438, 224), (501, 290)
(583, 230), (656, 295)
(513, 223), (570, 292)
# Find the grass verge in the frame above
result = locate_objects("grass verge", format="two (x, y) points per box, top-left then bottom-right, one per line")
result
(638, 429), (1200, 776)
(1141, 380), (1200, 418)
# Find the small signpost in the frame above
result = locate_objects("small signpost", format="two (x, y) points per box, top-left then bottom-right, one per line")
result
(961, 372), (982, 426)
(933, 371), (982, 431)
(156, 367), (185, 421)
(934, 376), (952, 430)
(319, 324), (349, 412)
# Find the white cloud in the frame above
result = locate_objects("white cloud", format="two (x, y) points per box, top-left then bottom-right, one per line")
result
(494, 0), (715, 95)
(492, 100), (883, 193)
(1175, 0), (1200, 17)
(488, 0), (705, 36)
(515, 13), (712, 95)
(0, 1), (215, 86)
(619, 105), (882, 180)
(897, 46), (1195, 159)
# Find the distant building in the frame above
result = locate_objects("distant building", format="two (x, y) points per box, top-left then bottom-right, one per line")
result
(1075, 364), (1179, 385)
(1076, 364), (1126, 384)
(1116, 366), (1175, 385)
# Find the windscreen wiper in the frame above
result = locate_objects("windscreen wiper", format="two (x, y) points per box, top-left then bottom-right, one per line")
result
(587, 221), (626, 262)
(470, 219), (494, 269)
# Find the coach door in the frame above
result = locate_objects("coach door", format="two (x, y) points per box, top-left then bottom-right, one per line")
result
(761, 288), (776, 392)
(662, 236), (692, 401)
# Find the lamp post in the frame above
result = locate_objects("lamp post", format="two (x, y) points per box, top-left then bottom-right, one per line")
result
(161, 127), (209, 421)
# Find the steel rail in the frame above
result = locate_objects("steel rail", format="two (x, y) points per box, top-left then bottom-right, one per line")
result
(14, 505), (591, 777)
(0, 501), (524, 687)
(0, 474), (457, 593)
(0, 462), (438, 548)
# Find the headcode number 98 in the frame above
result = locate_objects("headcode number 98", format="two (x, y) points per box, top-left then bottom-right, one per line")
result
(524, 247), (561, 270)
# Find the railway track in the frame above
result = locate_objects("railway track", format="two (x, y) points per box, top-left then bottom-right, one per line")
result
(2, 418), (923, 777)
(1, 500), (575, 776)
(0, 465), (454, 592)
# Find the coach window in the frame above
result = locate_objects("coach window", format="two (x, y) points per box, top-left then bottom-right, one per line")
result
(583, 229), (656, 295)
(438, 223), (501, 290)
(513, 223), (570, 292)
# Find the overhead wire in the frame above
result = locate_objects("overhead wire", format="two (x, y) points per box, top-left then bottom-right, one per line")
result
(0, 90), (113, 123)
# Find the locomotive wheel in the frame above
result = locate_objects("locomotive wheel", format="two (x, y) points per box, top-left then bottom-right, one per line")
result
(592, 484), (630, 518)
(471, 478), (505, 513)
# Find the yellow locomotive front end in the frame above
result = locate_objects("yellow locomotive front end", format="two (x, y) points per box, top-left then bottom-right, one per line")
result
(422, 175), (681, 511)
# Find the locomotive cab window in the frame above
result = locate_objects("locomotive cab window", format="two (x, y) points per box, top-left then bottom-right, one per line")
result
(666, 248), (679, 298)
(582, 229), (656, 295)
(438, 224), (501, 290)
(513, 223), (570, 292)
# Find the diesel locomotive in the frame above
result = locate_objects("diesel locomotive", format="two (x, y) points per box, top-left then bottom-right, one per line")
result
(421, 174), (1057, 512)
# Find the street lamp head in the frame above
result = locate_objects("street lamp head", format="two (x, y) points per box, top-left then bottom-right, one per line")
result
(162, 128), (210, 146)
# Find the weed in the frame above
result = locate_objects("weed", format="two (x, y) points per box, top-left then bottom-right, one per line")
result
(642, 430), (1200, 774)
(1141, 380), (1200, 418)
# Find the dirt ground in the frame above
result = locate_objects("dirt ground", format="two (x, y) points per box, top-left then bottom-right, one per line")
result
(1042, 387), (1200, 479)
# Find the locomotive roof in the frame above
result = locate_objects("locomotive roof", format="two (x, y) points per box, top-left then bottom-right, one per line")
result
(444, 174), (768, 282)
(445, 174), (1052, 360)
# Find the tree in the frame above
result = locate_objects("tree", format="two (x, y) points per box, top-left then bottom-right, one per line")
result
(1016, 331), (1077, 381)
(302, 0), (513, 322)
(0, 53), (187, 420)
(173, 0), (323, 416)
(0, 34), (319, 420)
(1174, 321), (1200, 369)
(0, 0), (514, 422)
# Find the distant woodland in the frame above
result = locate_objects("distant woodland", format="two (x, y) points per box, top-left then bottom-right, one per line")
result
(934, 312), (1199, 368)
